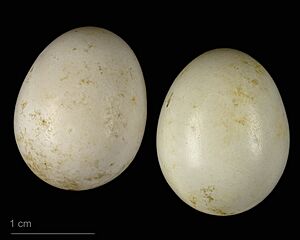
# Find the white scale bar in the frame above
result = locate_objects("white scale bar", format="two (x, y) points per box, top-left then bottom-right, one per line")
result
(11, 232), (95, 235)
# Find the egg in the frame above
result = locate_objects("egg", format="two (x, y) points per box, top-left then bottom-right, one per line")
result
(14, 27), (147, 190)
(157, 48), (289, 215)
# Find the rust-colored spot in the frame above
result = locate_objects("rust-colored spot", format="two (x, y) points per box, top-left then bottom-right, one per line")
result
(21, 101), (28, 111)
(29, 110), (41, 119)
(41, 119), (47, 126)
(251, 79), (258, 86)
(16, 132), (24, 143)
(98, 66), (104, 74)
(209, 207), (227, 216)
(72, 47), (77, 51)
(131, 96), (136, 103)
(232, 99), (239, 107)
(234, 87), (254, 100)
(255, 64), (265, 74)
(51, 146), (58, 153)
(201, 186), (215, 203)
(58, 178), (80, 191)
(79, 79), (93, 85)
(234, 116), (247, 126)
(166, 92), (174, 108)
(83, 43), (94, 53)
(85, 172), (105, 182)
(189, 195), (197, 207)
(114, 133), (119, 138)
(242, 59), (265, 75)
(232, 65), (240, 70)
(30, 110), (52, 129)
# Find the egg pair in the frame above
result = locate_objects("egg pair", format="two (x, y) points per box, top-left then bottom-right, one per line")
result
(14, 27), (289, 216)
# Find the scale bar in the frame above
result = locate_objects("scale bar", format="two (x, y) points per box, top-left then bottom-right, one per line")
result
(11, 232), (95, 235)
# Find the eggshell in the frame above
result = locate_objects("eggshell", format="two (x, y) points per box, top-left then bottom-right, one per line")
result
(157, 48), (289, 215)
(14, 27), (147, 190)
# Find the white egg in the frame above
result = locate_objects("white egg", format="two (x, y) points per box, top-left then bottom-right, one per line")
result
(14, 27), (147, 190)
(157, 48), (289, 215)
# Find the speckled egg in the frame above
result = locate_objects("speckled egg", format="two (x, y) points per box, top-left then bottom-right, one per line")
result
(157, 48), (289, 215)
(14, 27), (147, 190)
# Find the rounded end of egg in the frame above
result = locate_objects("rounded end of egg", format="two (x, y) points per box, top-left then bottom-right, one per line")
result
(14, 26), (147, 191)
(156, 48), (289, 215)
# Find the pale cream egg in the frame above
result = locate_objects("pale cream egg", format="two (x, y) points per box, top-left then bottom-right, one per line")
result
(157, 48), (289, 215)
(14, 27), (147, 190)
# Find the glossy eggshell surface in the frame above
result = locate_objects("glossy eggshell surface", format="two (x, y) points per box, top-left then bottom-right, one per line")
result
(14, 27), (147, 190)
(157, 48), (289, 215)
